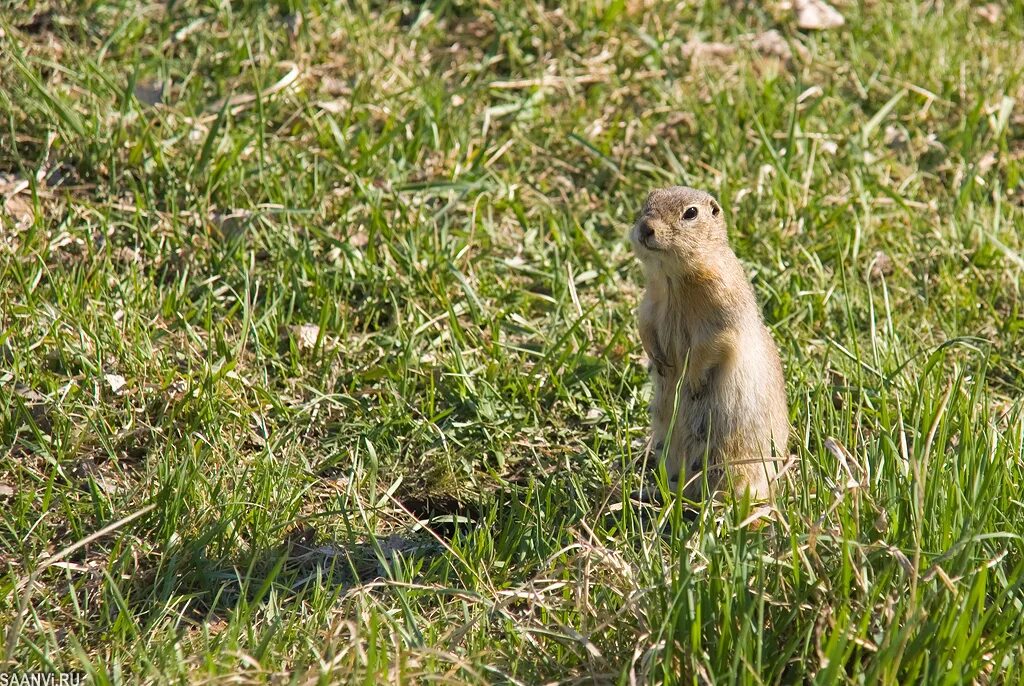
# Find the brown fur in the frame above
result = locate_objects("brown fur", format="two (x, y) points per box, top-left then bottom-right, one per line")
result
(630, 186), (789, 501)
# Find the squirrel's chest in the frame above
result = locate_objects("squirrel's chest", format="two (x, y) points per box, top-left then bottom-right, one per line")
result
(641, 296), (695, 364)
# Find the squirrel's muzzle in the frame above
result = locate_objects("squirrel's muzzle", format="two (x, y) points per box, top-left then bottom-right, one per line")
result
(636, 217), (654, 244)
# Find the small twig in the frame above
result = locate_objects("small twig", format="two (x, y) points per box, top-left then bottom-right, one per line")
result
(489, 73), (608, 90)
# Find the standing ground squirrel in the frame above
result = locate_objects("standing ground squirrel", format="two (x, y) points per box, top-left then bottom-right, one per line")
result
(630, 186), (789, 501)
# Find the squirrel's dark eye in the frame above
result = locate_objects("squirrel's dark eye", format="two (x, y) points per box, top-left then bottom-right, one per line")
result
(683, 206), (698, 220)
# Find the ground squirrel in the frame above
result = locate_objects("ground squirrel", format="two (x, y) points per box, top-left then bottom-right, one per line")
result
(630, 186), (789, 501)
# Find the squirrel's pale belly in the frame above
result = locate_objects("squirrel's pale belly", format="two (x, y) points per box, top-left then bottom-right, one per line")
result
(653, 325), (788, 499)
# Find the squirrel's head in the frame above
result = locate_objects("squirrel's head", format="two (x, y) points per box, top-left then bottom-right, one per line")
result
(630, 186), (726, 274)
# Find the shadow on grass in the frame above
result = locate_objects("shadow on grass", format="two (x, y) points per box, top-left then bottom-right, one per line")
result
(148, 494), (490, 630)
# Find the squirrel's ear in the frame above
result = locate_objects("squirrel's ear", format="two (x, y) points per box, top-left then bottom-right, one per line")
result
(710, 200), (721, 217)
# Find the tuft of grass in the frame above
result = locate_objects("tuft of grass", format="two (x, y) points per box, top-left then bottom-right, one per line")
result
(1, 0), (1023, 682)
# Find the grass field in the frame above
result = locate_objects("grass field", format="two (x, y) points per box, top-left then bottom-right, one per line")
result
(2, 0), (1024, 682)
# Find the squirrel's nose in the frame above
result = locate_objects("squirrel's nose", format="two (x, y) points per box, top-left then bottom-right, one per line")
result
(637, 218), (654, 241)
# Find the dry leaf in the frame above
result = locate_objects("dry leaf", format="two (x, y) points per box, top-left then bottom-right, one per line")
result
(978, 151), (998, 174)
(71, 458), (119, 495)
(134, 80), (164, 107)
(975, 3), (1002, 24)
(0, 173), (28, 195)
(211, 64), (301, 114)
(884, 125), (908, 149)
(294, 324), (321, 350)
(795, 0), (845, 30)
(113, 246), (140, 264)
(166, 378), (188, 400)
(1010, 185), (1024, 207)
(2, 195), (35, 229)
(14, 383), (52, 433)
(316, 99), (348, 114)
(321, 76), (351, 97)
(105, 373), (127, 395)
(2, 174), (36, 229)
(173, 18), (206, 43)
(283, 12), (302, 40)
(665, 111), (697, 133)
(205, 619), (229, 636)
(750, 29), (804, 62)
(626, 0), (655, 16)
(43, 162), (77, 188)
(874, 509), (889, 534)
(0, 483), (14, 498)
(349, 228), (369, 248)
(211, 209), (252, 239)
(682, 39), (736, 62)
(832, 390), (844, 410)
(868, 251), (894, 282)
(15, 384), (45, 404)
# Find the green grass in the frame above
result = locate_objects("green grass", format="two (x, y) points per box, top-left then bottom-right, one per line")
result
(1, 0), (1023, 682)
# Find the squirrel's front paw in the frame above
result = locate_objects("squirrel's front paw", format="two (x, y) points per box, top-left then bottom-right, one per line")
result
(629, 483), (665, 504)
(629, 477), (699, 511)
(643, 439), (666, 467)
